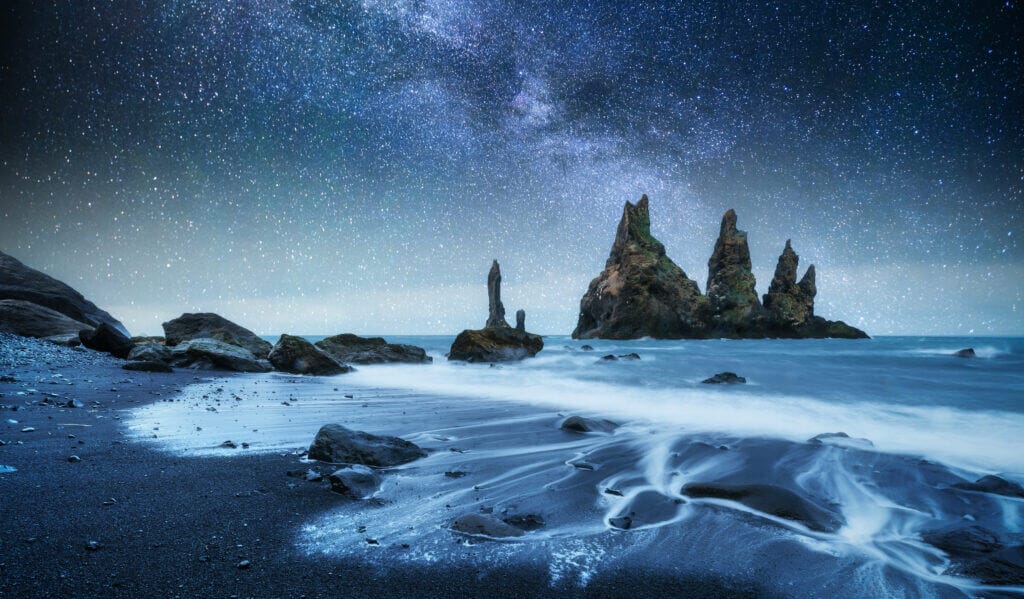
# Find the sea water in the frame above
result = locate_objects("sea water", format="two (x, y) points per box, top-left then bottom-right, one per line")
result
(125, 336), (1024, 596)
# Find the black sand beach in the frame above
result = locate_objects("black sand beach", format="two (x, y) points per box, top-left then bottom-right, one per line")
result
(0, 335), (768, 598)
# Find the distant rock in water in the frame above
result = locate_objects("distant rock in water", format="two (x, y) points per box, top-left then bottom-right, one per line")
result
(701, 372), (746, 384)
(315, 334), (430, 364)
(706, 209), (761, 335)
(79, 323), (133, 359)
(168, 338), (272, 372)
(572, 198), (868, 340)
(0, 299), (93, 338)
(0, 251), (129, 336)
(162, 313), (272, 358)
(952, 475), (1024, 499)
(954, 348), (976, 358)
(448, 261), (543, 362)
(268, 334), (350, 375)
(573, 195), (707, 340)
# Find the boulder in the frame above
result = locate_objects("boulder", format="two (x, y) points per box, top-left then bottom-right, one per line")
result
(951, 545), (1024, 586)
(448, 326), (544, 362)
(681, 482), (843, 533)
(954, 348), (976, 358)
(451, 514), (525, 538)
(168, 338), (272, 372)
(701, 372), (746, 384)
(560, 415), (619, 434)
(315, 334), (430, 364)
(268, 334), (349, 375)
(43, 333), (82, 347)
(327, 465), (381, 498)
(128, 341), (171, 363)
(952, 475), (1024, 498)
(573, 196), (707, 340)
(79, 323), (133, 358)
(307, 424), (426, 467)
(162, 313), (272, 358)
(0, 251), (128, 335)
(0, 299), (93, 338)
(122, 360), (173, 373)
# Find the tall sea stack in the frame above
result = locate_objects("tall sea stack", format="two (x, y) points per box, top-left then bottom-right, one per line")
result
(486, 260), (509, 328)
(572, 195), (707, 339)
(449, 261), (544, 362)
(572, 197), (868, 340)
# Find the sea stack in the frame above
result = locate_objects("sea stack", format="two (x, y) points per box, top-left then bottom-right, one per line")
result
(705, 209), (761, 336)
(448, 261), (543, 362)
(572, 195), (707, 339)
(572, 197), (868, 339)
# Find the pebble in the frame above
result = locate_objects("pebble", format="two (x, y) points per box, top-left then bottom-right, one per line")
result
(237, 560), (251, 569)
(86, 540), (101, 551)
(67, 455), (81, 463)
(20, 427), (35, 433)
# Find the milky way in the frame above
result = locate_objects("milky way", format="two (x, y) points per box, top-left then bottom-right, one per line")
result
(1, 1), (1021, 335)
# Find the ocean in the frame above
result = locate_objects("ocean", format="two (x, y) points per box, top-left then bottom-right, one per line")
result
(126, 336), (1024, 596)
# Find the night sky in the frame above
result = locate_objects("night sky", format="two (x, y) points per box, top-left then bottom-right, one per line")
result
(1, 1), (1021, 336)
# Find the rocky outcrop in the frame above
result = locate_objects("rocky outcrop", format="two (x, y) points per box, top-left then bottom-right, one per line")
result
(573, 196), (707, 339)
(79, 323), (133, 358)
(128, 341), (172, 363)
(486, 260), (508, 328)
(0, 299), (93, 338)
(0, 251), (129, 336)
(268, 334), (350, 375)
(762, 240), (815, 330)
(315, 334), (431, 364)
(168, 338), (272, 372)
(573, 198), (868, 339)
(162, 313), (272, 358)
(307, 424), (426, 467)
(448, 261), (544, 362)
(702, 372), (746, 384)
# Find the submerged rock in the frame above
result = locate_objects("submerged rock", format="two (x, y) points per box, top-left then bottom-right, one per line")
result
(162, 313), (272, 358)
(451, 513), (525, 538)
(807, 432), (874, 448)
(573, 196), (707, 340)
(315, 334), (430, 364)
(682, 482), (843, 533)
(168, 338), (272, 373)
(79, 323), (133, 358)
(608, 490), (685, 530)
(327, 465), (381, 498)
(502, 513), (545, 531)
(307, 424), (426, 467)
(560, 415), (619, 434)
(0, 251), (129, 335)
(922, 525), (1003, 559)
(268, 334), (349, 375)
(954, 348), (976, 358)
(951, 545), (1024, 586)
(701, 372), (746, 384)
(952, 475), (1024, 498)
(0, 299), (94, 338)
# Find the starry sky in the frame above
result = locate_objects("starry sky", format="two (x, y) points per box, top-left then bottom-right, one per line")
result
(1, 1), (1021, 336)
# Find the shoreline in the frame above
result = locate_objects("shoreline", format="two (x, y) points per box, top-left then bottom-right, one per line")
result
(0, 338), (770, 598)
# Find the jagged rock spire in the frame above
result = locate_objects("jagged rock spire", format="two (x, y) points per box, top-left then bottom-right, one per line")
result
(763, 240), (815, 327)
(608, 195), (665, 264)
(486, 260), (509, 328)
(706, 209), (760, 326)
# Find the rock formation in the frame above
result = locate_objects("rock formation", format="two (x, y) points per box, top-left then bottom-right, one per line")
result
(0, 299), (93, 338)
(762, 240), (816, 331)
(307, 424), (426, 467)
(79, 323), (134, 359)
(572, 196), (707, 339)
(315, 334), (431, 364)
(486, 260), (508, 328)
(449, 261), (543, 362)
(572, 197), (868, 339)
(268, 334), (350, 375)
(0, 251), (128, 335)
(705, 209), (761, 335)
(162, 313), (272, 358)
(167, 338), (272, 372)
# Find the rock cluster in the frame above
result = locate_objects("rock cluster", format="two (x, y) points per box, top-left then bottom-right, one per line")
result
(448, 261), (543, 362)
(573, 196), (868, 339)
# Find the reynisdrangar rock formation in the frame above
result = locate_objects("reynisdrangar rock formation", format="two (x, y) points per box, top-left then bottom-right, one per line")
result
(449, 261), (544, 362)
(573, 196), (867, 339)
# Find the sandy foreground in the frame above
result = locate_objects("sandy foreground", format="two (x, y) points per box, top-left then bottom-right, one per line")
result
(0, 336), (764, 598)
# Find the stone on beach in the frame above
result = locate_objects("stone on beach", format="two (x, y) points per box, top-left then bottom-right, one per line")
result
(268, 334), (349, 375)
(79, 323), (134, 359)
(307, 424), (426, 467)
(327, 465), (381, 498)
(167, 338), (272, 373)
(122, 360), (173, 373)
(128, 341), (171, 363)
(162, 312), (272, 358)
(682, 482), (843, 533)
(315, 334), (430, 364)
(560, 415), (619, 434)
(451, 513), (525, 538)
